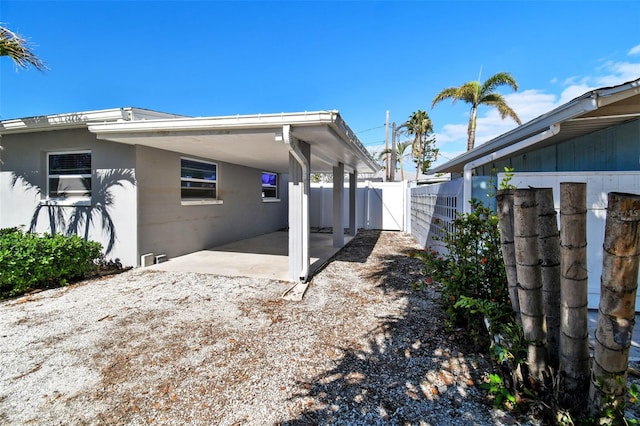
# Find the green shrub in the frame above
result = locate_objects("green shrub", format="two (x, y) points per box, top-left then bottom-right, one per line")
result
(0, 227), (102, 297)
(411, 199), (513, 347)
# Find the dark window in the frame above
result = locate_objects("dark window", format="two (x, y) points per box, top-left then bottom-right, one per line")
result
(181, 158), (217, 200)
(261, 172), (278, 199)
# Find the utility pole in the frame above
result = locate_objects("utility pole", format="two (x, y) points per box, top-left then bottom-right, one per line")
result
(384, 110), (390, 181)
(390, 122), (397, 182)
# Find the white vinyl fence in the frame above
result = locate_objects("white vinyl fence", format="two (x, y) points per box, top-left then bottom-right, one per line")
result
(502, 171), (640, 309)
(406, 172), (640, 310)
(310, 181), (407, 231)
(408, 179), (463, 251)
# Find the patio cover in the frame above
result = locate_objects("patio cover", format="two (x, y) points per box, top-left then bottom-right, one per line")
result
(86, 109), (379, 281)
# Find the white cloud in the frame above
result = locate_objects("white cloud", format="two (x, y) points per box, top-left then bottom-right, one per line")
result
(434, 122), (467, 144)
(504, 90), (557, 123)
(558, 83), (594, 105)
(433, 44), (640, 155)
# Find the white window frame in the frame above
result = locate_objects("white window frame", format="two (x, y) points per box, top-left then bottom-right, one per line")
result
(261, 171), (280, 202)
(45, 150), (92, 206)
(180, 157), (222, 205)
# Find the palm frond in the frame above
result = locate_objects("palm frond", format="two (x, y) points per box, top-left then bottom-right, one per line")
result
(481, 71), (518, 94)
(431, 87), (459, 108)
(0, 26), (47, 71)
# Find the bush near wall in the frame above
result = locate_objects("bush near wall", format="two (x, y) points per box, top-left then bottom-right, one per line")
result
(0, 227), (103, 298)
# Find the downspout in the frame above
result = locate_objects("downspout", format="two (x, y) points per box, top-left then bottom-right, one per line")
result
(462, 124), (561, 214)
(283, 124), (310, 281)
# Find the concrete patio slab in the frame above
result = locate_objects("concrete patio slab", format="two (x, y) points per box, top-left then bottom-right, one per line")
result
(147, 230), (352, 282)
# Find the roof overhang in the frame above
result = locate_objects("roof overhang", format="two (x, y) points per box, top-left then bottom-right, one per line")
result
(429, 78), (640, 174)
(86, 110), (378, 174)
(0, 107), (186, 133)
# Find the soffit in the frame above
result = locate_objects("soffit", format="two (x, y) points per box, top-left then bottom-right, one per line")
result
(89, 121), (377, 174)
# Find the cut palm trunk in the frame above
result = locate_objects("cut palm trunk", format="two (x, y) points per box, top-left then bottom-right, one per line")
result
(497, 189), (521, 325)
(514, 189), (550, 384)
(558, 182), (590, 412)
(589, 192), (640, 417)
(536, 188), (561, 369)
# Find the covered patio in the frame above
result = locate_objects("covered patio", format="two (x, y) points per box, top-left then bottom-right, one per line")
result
(88, 110), (378, 282)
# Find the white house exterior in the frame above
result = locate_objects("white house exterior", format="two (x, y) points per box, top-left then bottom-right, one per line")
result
(0, 108), (378, 282)
(414, 78), (640, 308)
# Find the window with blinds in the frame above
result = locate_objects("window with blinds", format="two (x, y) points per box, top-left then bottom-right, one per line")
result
(47, 151), (92, 200)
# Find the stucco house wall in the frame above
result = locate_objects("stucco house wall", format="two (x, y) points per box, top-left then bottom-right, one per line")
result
(0, 128), (138, 266)
(134, 145), (288, 262)
(0, 129), (289, 268)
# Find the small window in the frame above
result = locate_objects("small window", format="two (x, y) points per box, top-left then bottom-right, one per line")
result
(261, 172), (278, 199)
(181, 158), (217, 200)
(47, 151), (92, 200)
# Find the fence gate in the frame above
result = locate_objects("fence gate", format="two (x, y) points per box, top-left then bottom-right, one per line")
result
(310, 181), (407, 231)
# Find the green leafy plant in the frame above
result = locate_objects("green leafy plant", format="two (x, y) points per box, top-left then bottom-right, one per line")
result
(481, 373), (518, 410)
(488, 166), (517, 199)
(412, 199), (512, 347)
(0, 227), (102, 298)
(596, 380), (640, 426)
(500, 166), (516, 190)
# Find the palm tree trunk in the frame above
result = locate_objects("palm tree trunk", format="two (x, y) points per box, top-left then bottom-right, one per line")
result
(589, 192), (640, 417)
(514, 189), (550, 384)
(467, 106), (478, 151)
(496, 189), (521, 324)
(536, 188), (561, 370)
(558, 183), (590, 413)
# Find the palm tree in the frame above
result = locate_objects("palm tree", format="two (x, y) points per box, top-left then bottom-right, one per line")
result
(431, 72), (521, 151)
(406, 110), (435, 180)
(0, 25), (46, 164)
(0, 25), (47, 71)
(380, 140), (412, 181)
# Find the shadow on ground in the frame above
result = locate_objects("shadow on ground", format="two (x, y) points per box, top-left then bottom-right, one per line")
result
(279, 231), (509, 425)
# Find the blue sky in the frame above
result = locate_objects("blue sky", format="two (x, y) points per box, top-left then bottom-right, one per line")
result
(1, 1), (639, 169)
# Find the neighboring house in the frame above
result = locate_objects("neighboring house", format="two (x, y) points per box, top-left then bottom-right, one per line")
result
(0, 108), (378, 281)
(413, 77), (640, 308)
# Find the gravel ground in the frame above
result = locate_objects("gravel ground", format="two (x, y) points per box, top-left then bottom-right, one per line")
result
(1, 230), (533, 425)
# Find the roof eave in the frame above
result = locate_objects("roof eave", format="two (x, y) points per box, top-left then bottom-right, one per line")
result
(428, 78), (640, 174)
(0, 107), (188, 134)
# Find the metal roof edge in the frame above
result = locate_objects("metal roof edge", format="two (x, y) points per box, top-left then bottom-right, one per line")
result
(0, 107), (189, 134)
(87, 110), (340, 133)
(329, 112), (380, 173)
(428, 78), (640, 174)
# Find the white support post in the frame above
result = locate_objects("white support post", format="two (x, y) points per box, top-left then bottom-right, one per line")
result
(285, 129), (310, 281)
(333, 162), (345, 247)
(349, 170), (357, 236)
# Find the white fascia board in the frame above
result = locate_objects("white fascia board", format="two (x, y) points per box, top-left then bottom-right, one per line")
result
(595, 78), (640, 106)
(88, 110), (380, 174)
(0, 107), (189, 134)
(127, 108), (189, 121)
(88, 110), (340, 134)
(0, 108), (130, 134)
(329, 113), (380, 173)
